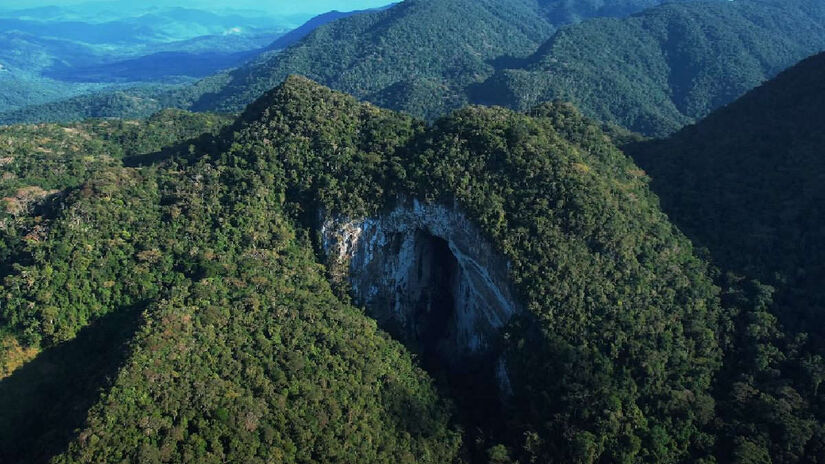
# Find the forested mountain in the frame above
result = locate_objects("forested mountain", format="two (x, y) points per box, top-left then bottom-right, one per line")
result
(476, 0), (825, 135)
(0, 72), (101, 116)
(185, 0), (715, 119)
(0, 5), (392, 125)
(0, 76), (739, 463)
(188, 0), (825, 134)
(0, 31), (111, 113)
(3, 1), (825, 461)
(624, 51), (825, 462)
(12, 0), (825, 137)
(628, 51), (825, 340)
(185, 0), (557, 119)
(0, 87), (188, 126)
(1, 0), (719, 125)
(4, 72), (823, 463)
(264, 5), (396, 52)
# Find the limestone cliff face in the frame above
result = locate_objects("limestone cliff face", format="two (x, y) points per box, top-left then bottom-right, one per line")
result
(321, 199), (519, 372)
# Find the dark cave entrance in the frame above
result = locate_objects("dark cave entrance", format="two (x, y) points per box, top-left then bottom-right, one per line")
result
(411, 232), (459, 372)
(404, 232), (508, 463)
(327, 213), (521, 462)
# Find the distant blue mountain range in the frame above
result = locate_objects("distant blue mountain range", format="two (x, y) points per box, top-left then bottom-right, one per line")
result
(0, 3), (389, 112)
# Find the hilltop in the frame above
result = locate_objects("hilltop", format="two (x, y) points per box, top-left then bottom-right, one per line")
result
(2, 76), (728, 463)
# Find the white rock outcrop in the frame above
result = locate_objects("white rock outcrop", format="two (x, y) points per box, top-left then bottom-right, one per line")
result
(321, 199), (519, 366)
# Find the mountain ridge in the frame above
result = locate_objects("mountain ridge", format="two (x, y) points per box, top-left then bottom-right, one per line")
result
(474, 0), (825, 135)
(1, 0), (727, 126)
(627, 51), (825, 331)
(2, 4), (825, 463)
(2, 75), (726, 462)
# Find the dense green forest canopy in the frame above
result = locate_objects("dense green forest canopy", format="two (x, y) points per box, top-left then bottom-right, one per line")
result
(212, 77), (733, 460)
(628, 51), (825, 339)
(475, 0), (825, 135)
(183, 0), (721, 121)
(0, 97), (459, 463)
(625, 51), (825, 463)
(4, 75), (821, 463)
(6, 0), (824, 137)
(0, 70), (106, 115)
(0, 0), (824, 461)
(1, 75), (717, 462)
(0, 0), (727, 127)
(186, 0), (557, 118)
(0, 109), (232, 279)
(0, 87), (194, 126)
(28, 0), (823, 138)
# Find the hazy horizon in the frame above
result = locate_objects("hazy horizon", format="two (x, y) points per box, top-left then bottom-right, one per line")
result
(0, 0), (394, 16)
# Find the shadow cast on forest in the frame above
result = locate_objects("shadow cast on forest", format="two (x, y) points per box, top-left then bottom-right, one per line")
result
(0, 307), (143, 463)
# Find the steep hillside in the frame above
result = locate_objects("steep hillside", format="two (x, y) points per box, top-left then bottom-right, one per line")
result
(44, 165), (461, 464)
(14, 0), (823, 134)
(625, 50), (825, 464)
(265, 6), (396, 52)
(186, 0), (710, 119)
(539, 0), (698, 23)
(187, 0), (555, 119)
(0, 7), (387, 125)
(6, 72), (825, 462)
(1, 1), (825, 461)
(0, 101), (460, 463)
(475, 0), (825, 135)
(627, 52), (825, 333)
(2, 76), (730, 463)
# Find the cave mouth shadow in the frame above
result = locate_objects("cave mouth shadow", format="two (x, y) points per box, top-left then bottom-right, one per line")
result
(0, 306), (143, 464)
(411, 232), (459, 373)
(395, 231), (509, 461)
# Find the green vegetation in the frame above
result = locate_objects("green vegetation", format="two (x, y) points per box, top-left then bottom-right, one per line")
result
(0, 31), (109, 113)
(2, 76), (731, 463)
(187, 0), (557, 119)
(0, 109), (230, 193)
(628, 51), (825, 337)
(476, 0), (825, 135)
(403, 100), (721, 462)
(1, 1), (824, 463)
(50, 166), (461, 463)
(173, 0), (825, 138)
(0, 109), (231, 319)
(3, 47), (825, 461)
(0, 86), (194, 126)
(3, 0), (721, 126)
(0, 308), (143, 462)
(0, 109), (236, 462)
(16, 0), (820, 136)
(0, 71), (105, 115)
(627, 51), (825, 462)
(1, 98), (460, 463)
(187, 0), (721, 121)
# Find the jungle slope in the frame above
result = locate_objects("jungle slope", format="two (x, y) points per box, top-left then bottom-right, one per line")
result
(627, 51), (825, 335)
(32, 77), (725, 462)
(475, 0), (825, 136)
(3, 76), (824, 464)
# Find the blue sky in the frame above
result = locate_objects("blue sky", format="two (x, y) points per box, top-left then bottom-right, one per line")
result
(1, 0), (394, 15)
